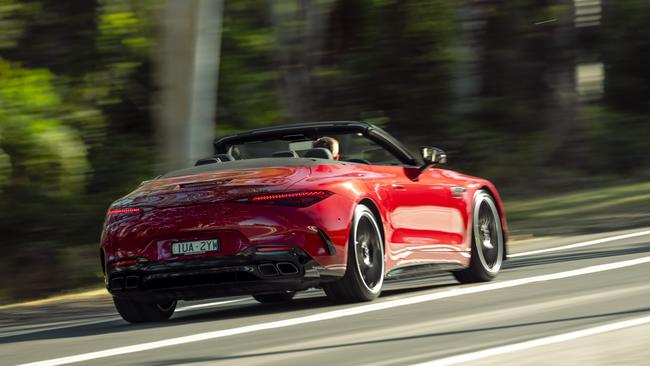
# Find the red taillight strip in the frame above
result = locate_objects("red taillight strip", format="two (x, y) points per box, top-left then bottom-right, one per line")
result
(256, 246), (293, 253)
(110, 258), (149, 267)
(107, 207), (142, 215)
(248, 191), (328, 202)
(110, 259), (138, 267)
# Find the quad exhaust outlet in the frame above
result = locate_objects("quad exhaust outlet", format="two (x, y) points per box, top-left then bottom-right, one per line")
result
(258, 262), (299, 277)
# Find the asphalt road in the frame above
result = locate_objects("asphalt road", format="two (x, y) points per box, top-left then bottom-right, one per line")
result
(2, 228), (650, 366)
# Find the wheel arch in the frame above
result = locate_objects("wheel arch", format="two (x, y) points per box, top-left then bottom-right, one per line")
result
(478, 185), (508, 259)
(358, 198), (386, 250)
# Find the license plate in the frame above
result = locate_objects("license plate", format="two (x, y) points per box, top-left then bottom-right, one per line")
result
(172, 239), (219, 256)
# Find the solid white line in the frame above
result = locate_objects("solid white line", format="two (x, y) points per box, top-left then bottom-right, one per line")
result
(412, 315), (650, 366)
(175, 298), (247, 312)
(509, 229), (650, 258)
(18, 255), (650, 366)
(0, 299), (248, 339)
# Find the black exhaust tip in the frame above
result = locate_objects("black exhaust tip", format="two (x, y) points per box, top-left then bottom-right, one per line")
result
(259, 263), (279, 276)
(277, 262), (299, 275)
(110, 277), (125, 291)
(125, 275), (139, 289)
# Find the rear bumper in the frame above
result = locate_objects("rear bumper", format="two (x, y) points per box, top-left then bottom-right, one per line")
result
(101, 197), (356, 278)
(107, 249), (341, 303)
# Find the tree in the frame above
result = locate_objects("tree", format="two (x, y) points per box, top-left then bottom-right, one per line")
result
(156, 0), (223, 172)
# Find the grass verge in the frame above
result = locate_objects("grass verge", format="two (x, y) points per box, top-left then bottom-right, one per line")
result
(505, 181), (650, 237)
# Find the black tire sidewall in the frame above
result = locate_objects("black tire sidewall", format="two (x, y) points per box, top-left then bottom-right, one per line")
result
(348, 205), (384, 298)
(323, 204), (385, 302)
(113, 296), (176, 323)
(470, 191), (503, 281)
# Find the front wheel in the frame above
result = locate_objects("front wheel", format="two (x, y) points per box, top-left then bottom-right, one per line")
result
(453, 190), (504, 283)
(323, 204), (385, 303)
(113, 296), (176, 323)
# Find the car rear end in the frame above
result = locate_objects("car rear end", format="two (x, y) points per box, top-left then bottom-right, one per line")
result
(100, 163), (353, 303)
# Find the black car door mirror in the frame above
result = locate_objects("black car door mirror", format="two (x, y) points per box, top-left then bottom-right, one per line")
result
(421, 147), (447, 165)
(419, 146), (447, 175)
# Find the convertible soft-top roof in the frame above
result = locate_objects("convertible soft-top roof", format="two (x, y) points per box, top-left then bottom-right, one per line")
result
(214, 121), (419, 166)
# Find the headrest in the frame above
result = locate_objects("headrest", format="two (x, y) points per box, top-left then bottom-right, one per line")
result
(195, 157), (221, 166)
(272, 150), (299, 158)
(304, 147), (333, 159)
(215, 153), (234, 162)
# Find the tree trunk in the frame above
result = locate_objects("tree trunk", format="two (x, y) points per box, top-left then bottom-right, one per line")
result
(155, 0), (223, 172)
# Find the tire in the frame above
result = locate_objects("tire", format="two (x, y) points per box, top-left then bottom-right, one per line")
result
(453, 190), (504, 283)
(113, 296), (176, 323)
(323, 204), (385, 303)
(253, 291), (296, 303)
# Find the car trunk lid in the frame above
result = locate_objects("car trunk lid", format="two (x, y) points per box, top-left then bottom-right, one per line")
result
(114, 166), (310, 209)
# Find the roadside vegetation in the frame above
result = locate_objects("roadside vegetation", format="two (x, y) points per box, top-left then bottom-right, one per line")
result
(506, 181), (650, 237)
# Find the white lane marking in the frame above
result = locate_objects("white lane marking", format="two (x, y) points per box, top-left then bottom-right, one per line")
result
(18, 255), (650, 366)
(0, 299), (248, 339)
(175, 298), (247, 312)
(412, 315), (650, 366)
(509, 229), (650, 258)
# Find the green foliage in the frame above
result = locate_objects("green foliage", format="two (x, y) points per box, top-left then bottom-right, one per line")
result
(327, 0), (457, 136)
(0, 59), (89, 194)
(0, 58), (99, 301)
(580, 106), (650, 173)
(602, 0), (650, 114)
(507, 181), (650, 236)
(0, 0), (36, 50)
(217, 0), (286, 131)
(0, 0), (157, 302)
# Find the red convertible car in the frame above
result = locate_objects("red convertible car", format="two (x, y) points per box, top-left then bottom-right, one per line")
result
(101, 121), (507, 323)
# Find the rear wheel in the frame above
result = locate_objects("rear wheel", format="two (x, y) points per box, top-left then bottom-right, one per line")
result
(323, 204), (384, 303)
(253, 291), (296, 303)
(453, 190), (504, 283)
(113, 296), (176, 323)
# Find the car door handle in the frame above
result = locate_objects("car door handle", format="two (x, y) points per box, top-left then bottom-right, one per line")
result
(391, 183), (406, 190)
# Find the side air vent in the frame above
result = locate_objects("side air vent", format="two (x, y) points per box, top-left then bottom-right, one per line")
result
(317, 228), (336, 255)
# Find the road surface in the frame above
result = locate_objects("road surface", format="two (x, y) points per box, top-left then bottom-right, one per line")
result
(2, 228), (650, 366)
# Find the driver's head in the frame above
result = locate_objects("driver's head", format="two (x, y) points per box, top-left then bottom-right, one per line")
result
(313, 136), (340, 160)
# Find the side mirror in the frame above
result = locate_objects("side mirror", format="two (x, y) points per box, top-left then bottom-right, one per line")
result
(419, 146), (446, 174)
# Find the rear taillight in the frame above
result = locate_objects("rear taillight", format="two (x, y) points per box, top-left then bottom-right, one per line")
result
(106, 207), (142, 222)
(110, 257), (149, 268)
(238, 191), (332, 207)
(255, 245), (293, 253)
(107, 208), (142, 215)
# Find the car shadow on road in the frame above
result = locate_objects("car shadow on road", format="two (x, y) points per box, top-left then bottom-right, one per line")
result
(0, 296), (325, 344)
(0, 281), (459, 344)
(134, 307), (650, 366)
